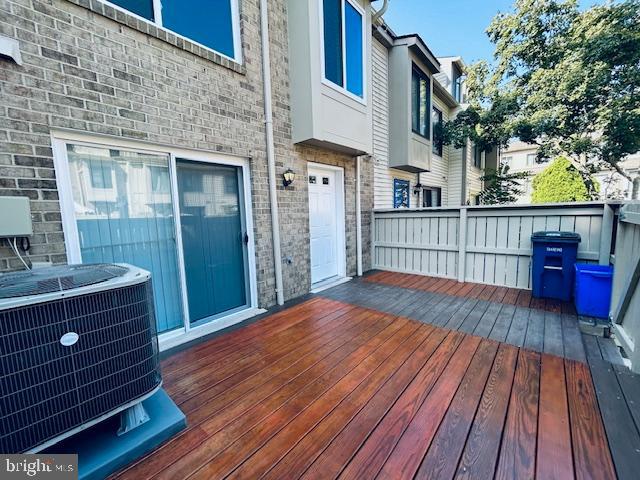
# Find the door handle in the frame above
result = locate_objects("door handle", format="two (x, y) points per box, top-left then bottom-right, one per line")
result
(243, 232), (249, 245)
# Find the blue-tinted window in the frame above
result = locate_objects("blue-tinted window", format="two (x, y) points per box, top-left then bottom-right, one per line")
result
(109, 0), (154, 21)
(162, 0), (235, 59)
(345, 2), (363, 97)
(393, 179), (410, 208)
(89, 161), (113, 189)
(323, 0), (343, 86)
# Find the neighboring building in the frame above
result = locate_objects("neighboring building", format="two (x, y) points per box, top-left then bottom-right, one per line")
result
(501, 140), (640, 203)
(371, 24), (495, 210)
(0, 0), (376, 348)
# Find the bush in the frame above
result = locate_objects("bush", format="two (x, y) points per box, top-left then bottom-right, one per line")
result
(531, 157), (599, 203)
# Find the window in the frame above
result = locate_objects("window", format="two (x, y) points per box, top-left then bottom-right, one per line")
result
(502, 156), (512, 167)
(432, 107), (443, 156)
(473, 145), (483, 168)
(411, 66), (431, 139)
(393, 179), (410, 208)
(452, 64), (463, 103)
(422, 187), (442, 207)
(322, 0), (364, 98)
(103, 0), (239, 60)
(526, 153), (536, 166)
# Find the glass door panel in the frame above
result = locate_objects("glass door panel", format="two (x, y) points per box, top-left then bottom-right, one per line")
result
(66, 144), (184, 333)
(176, 160), (248, 325)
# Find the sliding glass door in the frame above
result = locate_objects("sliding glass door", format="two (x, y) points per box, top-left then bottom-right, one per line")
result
(176, 160), (249, 325)
(66, 144), (184, 333)
(61, 140), (254, 339)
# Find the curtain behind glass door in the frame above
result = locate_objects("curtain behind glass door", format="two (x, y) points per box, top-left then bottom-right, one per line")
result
(66, 144), (184, 333)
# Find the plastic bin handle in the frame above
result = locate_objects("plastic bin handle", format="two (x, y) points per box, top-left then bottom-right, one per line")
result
(543, 266), (563, 271)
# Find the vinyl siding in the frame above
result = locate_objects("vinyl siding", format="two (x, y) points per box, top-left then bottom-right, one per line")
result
(418, 95), (449, 205)
(372, 39), (415, 209)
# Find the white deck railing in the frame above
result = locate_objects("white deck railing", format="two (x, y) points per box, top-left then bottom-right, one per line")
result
(372, 202), (618, 290)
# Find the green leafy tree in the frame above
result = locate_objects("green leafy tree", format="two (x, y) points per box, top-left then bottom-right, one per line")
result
(479, 164), (530, 204)
(443, 0), (640, 198)
(531, 156), (599, 203)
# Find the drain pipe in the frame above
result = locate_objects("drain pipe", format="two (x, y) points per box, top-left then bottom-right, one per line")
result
(356, 156), (363, 276)
(259, 0), (284, 305)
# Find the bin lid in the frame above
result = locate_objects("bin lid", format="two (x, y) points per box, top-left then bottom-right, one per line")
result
(531, 231), (581, 243)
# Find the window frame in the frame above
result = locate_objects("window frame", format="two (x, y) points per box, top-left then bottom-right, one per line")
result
(526, 153), (536, 166)
(422, 186), (442, 208)
(431, 107), (443, 156)
(502, 156), (512, 167)
(473, 145), (483, 169)
(97, 0), (243, 64)
(411, 65), (431, 140)
(319, 0), (367, 104)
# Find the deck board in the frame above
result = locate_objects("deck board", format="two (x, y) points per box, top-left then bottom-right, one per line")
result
(113, 293), (619, 480)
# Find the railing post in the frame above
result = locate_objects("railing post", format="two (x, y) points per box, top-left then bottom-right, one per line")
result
(458, 207), (467, 283)
(599, 203), (614, 265)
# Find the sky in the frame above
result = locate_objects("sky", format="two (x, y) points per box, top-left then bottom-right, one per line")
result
(383, 0), (603, 64)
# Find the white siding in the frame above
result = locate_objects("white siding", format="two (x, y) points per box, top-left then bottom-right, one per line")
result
(372, 39), (414, 209)
(468, 145), (483, 199)
(418, 95), (449, 205)
(448, 144), (464, 206)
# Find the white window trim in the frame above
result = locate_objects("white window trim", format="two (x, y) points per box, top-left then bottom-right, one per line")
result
(51, 130), (262, 351)
(96, 0), (243, 64)
(318, 0), (367, 105)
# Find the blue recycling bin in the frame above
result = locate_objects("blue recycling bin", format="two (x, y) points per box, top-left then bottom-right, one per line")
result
(574, 264), (613, 318)
(531, 231), (581, 301)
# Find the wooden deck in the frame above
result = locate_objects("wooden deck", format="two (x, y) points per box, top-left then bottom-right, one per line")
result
(114, 294), (618, 480)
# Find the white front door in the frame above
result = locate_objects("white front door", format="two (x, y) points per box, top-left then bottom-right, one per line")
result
(308, 166), (342, 284)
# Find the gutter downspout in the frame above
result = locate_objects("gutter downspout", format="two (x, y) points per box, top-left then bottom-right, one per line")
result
(356, 156), (363, 276)
(259, 0), (284, 305)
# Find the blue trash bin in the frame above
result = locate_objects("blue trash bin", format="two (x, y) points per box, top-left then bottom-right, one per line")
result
(574, 264), (613, 318)
(531, 231), (581, 301)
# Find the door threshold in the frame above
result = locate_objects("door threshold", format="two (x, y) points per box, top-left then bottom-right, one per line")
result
(310, 276), (352, 294)
(158, 306), (266, 352)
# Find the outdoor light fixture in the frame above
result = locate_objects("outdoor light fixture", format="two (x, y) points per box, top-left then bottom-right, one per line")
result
(413, 183), (423, 195)
(283, 169), (295, 187)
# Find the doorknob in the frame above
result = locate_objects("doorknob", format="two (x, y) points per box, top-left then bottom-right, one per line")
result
(243, 232), (249, 244)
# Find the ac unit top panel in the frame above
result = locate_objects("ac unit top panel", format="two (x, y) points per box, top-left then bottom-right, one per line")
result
(0, 263), (150, 310)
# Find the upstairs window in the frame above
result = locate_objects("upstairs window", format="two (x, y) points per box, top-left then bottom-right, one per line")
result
(502, 156), (512, 167)
(323, 0), (365, 98)
(411, 66), (431, 139)
(452, 64), (463, 103)
(104, 0), (240, 61)
(473, 145), (483, 168)
(432, 107), (443, 156)
(526, 153), (536, 166)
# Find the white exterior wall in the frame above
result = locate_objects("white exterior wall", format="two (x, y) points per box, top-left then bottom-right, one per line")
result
(468, 145), (484, 201)
(418, 94), (449, 203)
(448, 143), (464, 206)
(372, 39), (415, 209)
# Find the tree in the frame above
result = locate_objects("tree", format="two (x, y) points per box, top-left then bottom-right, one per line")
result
(479, 163), (530, 204)
(531, 156), (599, 203)
(443, 0), (640, 198)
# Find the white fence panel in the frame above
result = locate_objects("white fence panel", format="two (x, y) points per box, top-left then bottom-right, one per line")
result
(611, 202), (640, 372)
(373, 202), (615, 289)
(373, 209), (460, 278)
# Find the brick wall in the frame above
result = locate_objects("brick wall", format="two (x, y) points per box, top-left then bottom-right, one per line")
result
(0, 0), (372, 306)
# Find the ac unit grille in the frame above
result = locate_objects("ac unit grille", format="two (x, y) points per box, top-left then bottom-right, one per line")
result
(0, 280), (161, 453)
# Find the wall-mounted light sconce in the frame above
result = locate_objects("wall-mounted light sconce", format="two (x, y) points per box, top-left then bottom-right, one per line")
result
(282, 168), (295, 187)
(413, 183), (423, 195)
